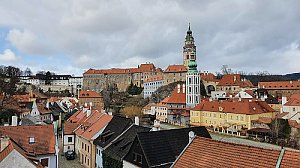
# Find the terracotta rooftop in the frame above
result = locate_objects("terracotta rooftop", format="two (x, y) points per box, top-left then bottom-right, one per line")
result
(0, 139), (42, 167)
(200, 72), (219, 82)
(192, 100), (275, 115)
(144, 75), (164, 83)
(164, 65), (187, 73)
(284, 98), (300, 106)
(84, 63), (157, 74)
(172, 136), (297, 168)
(167, 84), (186, 104)
(0, 125), (56, 155)
(80, 114), (112, 140)
(258, 81), (300, 90)
(79, 90), (102, 98)
(64, 121), (80, 135)
(217, 74), (254, 87)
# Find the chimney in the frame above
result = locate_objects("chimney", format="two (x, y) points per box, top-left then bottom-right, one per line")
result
(188, 131), (195, 143)
(154, 119), (160, 130)
(108, 112), (113, 116)
(0, 136), (10, 152)
(134, 116), (139, 126)
(177, 84), (181, 93)
(282, 97), (287, 106)
(290, 81), (292, 84)
(46, 101), (50, 109)
(86, 109), (91, 117)
(233, 76), (236, 82)
(11, 116), (17, 126)
(183, 84), (185, 93)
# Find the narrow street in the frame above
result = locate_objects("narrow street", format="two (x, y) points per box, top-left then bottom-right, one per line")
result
(57, 136), (82, 168)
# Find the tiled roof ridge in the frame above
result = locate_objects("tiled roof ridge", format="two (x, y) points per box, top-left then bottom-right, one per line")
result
(194, 136), (281, 152)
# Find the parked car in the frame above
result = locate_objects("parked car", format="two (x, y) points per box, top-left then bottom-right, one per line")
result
(65, 151), (75, 160)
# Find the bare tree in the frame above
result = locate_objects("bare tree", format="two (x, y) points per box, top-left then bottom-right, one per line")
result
(221, 65), (232, 75)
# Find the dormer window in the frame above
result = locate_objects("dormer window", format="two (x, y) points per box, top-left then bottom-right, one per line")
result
(29, 137), (35, 144)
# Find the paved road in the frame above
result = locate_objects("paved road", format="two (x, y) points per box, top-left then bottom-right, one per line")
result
(58, 136), (82, 168)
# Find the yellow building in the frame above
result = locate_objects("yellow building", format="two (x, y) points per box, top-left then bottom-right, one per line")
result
(190, 100), (277, 136)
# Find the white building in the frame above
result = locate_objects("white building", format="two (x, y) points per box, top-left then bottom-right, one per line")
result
(143, 75), (164, 98)
(186, 60), (201, 108)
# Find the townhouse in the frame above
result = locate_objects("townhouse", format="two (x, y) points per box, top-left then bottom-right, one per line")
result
(258, 81), (300, 98)
(78, 90), (104, 111)
(190, 99), (277, 136)
(216, 74), (254, 95)
(0, 125), (58, 168)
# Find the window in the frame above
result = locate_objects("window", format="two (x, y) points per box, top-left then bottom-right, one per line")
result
(293, 108), (296, 111)
(214, 114), (216, 118)
(241, 116), (244, 121)
(236, 116), (239, 120)
(134, 153), (142, 164)
(40, 158), (49, 167)
(29, 137), (35, 144)
(220, 114), (222, 118)
(68, 137), (72, 142)
(88, 146), (89, 152)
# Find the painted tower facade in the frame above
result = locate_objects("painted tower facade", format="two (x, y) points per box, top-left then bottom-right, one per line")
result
(183, 23), (196, 68)
(186, 59), (201, 108)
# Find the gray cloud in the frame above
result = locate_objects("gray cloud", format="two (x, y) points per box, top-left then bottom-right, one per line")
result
(0, 0), (299, 75)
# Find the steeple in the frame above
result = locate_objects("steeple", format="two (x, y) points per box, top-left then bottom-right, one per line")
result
(183, 23), (196, 68)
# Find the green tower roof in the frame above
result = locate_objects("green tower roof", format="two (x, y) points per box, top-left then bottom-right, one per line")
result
(188, 60), (198, 73)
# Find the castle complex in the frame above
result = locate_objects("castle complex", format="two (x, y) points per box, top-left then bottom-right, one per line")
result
(82, 24), (201, 96)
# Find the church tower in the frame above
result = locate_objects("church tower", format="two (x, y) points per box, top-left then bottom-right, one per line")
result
(186, 59), (201, 108)
(183, 23), (196, 68)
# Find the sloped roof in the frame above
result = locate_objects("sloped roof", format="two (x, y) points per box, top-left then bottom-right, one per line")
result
(192, 100), (275, 114)
(103, 125), (151, 161)
(167, 85), (186, 104)
(0, 125), (56, 155)
(200, 72), (219, 82)
(80, 114), (112, 140)
(172, 136), (281, 168)
(0, 139), (42, 168)
(84, 63), (157, 74)
(94, 116), (133, 148)
(258, 81), (300, 90)
(217, 74), (253, 87)
(135, 127), (211, 167)
(164, 65), (187, 73)
(284, 98), (300, 106)
(79, 90), (102, 98)
(281, 150), (300, 167)
(144, 75), (164, 83)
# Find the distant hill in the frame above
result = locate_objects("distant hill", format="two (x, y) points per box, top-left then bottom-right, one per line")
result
(243, 73), (300, 86)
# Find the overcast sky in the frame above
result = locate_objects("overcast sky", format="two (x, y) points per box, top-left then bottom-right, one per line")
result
(0, 0), (300, 75)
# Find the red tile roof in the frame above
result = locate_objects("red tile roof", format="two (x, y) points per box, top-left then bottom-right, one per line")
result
(80, 114), (112, 140)
(288, 93), (300, 100)
(192, 100), (275, 115)
(84, 63), (157, 74)
(0, 125), (56, 155)
(0, 139), (43, 167)
(144, 75), (164, 83)
(276, 112), (289, 119)
(164, 65), (187, 73)
(288, 120), (300, 128)
(167, 85), (186, 104)
(173, 136), (281, 168)
(217, 74), (254, 87)
(284, 98), (300, 106)
(258, 81), (300, 90)
(281, 150), (300, 168)
(200, 72), (219, 82)
(79, 90), (102, 98)
(64, 121), (80, 135)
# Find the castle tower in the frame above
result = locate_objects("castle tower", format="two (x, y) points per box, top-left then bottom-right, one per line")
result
(186, 60), (201, 108)
(183, 23), (196, 68)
